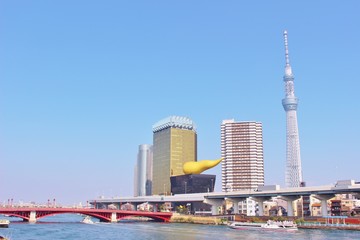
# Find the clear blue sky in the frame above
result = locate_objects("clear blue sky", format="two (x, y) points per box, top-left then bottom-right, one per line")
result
(1, 1), (359, 205)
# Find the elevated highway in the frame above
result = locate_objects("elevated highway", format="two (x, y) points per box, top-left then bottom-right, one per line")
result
(91, 180), (360, 217)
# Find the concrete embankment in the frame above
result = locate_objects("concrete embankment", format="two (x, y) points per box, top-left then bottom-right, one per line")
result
(169, 214), (360, 231)
(298, 225), (360, 231)
(170, 214), (227, 225)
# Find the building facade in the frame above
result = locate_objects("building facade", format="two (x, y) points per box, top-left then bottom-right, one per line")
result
(170, 174), (215, 194)
(311, 203), (322, 217)
(282, 30), (303, 188)
(238, 199), (257, 216)
(134, 144), (153, 197)
(221, 119), (264, 192)
(152, 116), (197, 195)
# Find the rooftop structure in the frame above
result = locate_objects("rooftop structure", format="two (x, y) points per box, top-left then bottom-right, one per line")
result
(153, 116), (196, 133)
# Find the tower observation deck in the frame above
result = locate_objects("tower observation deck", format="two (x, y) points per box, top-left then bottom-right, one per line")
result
(282, 30), (303, 188)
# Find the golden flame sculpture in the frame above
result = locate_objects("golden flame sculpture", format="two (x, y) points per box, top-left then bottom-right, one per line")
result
(183, 158), (223, 175)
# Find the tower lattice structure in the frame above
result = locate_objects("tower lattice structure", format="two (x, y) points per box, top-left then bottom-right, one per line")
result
(282, 30), (303, 188)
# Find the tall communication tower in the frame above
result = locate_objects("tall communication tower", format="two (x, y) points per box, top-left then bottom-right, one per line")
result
(282, 30), (303, 188)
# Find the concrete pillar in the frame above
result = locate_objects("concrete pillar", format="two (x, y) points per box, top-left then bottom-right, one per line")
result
(152, 204), (158, 212)
(211, 205), (219, 215)
(29, 211), (37, 223)
(257, 200), (264, 216)
(251, 197), (271, 216)
(204, 199), (223, 215)
(131, 203), (138, 211)
(110, 212), (117, 223)
(313, 194), (334, 217)
(232, 200), (239, 214)
(320, 199), (328, 217)
(287, 200), (294, 217)
(278, 196), (300, 217)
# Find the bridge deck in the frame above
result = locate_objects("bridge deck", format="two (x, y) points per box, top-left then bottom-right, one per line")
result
(0, 207), (172, 223)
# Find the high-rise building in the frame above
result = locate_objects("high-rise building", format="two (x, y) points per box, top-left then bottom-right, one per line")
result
(281, 30), (303, 188)
(134, 144), (153, 197)
(152, 116), (197, 195)
(221, 119), (264, 192)
(134, 165), (138, 197)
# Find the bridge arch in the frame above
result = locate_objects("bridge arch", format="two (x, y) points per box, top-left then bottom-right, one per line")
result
(1, 212), (30, 222)
(35, 211), (112, 222)
(116, 214), (170, 222)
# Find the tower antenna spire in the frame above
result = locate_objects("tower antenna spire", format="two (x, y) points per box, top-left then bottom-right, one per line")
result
(281, 30), (303, 188)
(284, 30), (290, 66)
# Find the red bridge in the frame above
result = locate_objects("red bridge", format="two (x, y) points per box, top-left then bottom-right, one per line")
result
(0, 207), (172, 223)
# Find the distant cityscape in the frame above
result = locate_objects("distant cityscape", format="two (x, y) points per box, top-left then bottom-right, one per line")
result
(134, 31), (302, 197)
(1, 29), (359, 221)
(130, 31), (360, 217)
(2, 3), (360, 237)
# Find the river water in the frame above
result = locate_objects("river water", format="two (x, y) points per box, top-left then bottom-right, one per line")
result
(0, 214), (358, 240)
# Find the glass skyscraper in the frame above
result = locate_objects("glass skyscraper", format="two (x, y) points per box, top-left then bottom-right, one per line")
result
(134, 144), (153, 197)
(152, 116), (197, 195)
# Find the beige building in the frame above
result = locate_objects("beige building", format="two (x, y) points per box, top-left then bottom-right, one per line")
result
(310, 195), (358, 216)
(311, 203), (322, 216)
(263, 201), (278, 216)
(221, 119), (264, 192)
(152, 116), (197, 195)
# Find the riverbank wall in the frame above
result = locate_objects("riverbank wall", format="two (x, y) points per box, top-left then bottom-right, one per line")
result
(170, 214), (226, 225)
(298, 224), (360, 231)
(169, 214), (360, 230)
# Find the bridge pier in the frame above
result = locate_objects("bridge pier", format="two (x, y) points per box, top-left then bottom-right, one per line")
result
(111, 212), (117, 223)
(313, 194), (334, 217)
(204, 199), (223, 215)
(250, 197), (271, 216)
(29, 211), (37, 223)
(131, 203), (138, 211)
(278, 196), (301, 217)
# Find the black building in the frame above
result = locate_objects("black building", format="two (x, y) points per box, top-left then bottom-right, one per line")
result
(170, 174), (216, 195)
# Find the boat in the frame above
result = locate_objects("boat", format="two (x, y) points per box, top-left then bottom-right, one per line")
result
(228, 220), (298, 231)
(81, 216), (94, 224)
(228, 222), (263, 229)
(0, 219), (9, 228)
(273, 220), (298, 230)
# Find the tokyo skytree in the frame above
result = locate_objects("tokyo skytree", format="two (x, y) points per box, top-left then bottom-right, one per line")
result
(282, 30), (303, 188)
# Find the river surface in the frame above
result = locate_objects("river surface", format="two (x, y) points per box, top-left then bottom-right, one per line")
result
(0, 214), (359, 240)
